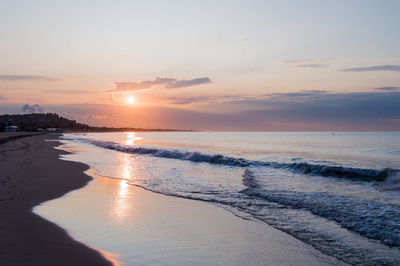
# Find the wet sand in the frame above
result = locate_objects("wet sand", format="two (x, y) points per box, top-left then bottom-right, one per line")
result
(35, 140), (346, 265)
(0, 133), (111, 265)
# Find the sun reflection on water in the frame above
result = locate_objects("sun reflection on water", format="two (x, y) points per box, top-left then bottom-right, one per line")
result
(125, 132), (142, 145)
(119, 179), (129, 197)
(126, 132), (135, 145)
(111, 153), (136, 224)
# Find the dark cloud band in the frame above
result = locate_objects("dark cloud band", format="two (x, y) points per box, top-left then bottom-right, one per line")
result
(265, 90), (326, 97)
(0, 75), (57, 81)
(114, 77), (212, 91)
(374, 87), (400, 91)
(295, 64), (326, 68)
(340, 65), (400, 72)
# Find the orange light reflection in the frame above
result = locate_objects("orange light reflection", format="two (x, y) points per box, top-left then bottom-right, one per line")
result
(125, 132), (143, 145)
(111, 153), (136, 224)
(126, 132), (135, 145)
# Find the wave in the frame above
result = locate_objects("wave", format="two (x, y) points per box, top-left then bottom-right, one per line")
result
(282, 161), (395, 182)
(86, 140), (398, 182)
(380, 172), (400, 190)
(64, 135), (400, 265)
(241, 169), (260, 188)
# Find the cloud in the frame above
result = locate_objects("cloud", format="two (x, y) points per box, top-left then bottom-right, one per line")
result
(163, 94), (258, 105)
(167, 96), (210, 105)
(0, 75), (58, 81)
(374, 86), (400, 91)
(340, 65), (400, 72)
(295, 64), (326, 68)
(265, 89), (326, 97)
(166, 77), (212, 89)
(0, 95), (4, 100)
(2, 90), (400, 131)
(213, 91), (400, 130)
(159, 90), (328, 106)
(230, 91), (400, 120)
(114, 77), (212, 92)
(44, 89), (94, 94)
(284, 58), (316, 64)
(284, 59), (329, 68)
(21, 104), (44, 113)
(53, 91), (400, 130)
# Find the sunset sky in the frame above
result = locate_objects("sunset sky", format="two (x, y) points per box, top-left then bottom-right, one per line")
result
(1, 0), (400, 130)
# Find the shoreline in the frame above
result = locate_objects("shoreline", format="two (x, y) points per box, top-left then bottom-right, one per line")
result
(35, 136), (346, 265)
(0, 133), (111, 265)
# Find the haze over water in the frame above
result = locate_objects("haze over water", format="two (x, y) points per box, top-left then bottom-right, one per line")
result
(55, 132), (400, 265)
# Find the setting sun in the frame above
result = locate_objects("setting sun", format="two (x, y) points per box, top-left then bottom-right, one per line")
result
(127, 96), (135, 104)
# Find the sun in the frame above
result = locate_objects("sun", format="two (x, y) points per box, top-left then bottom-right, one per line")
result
(127, 96), (135, 104)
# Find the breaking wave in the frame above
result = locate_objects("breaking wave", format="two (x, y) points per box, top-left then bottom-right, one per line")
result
(241, 169), (400, 247)
(90, 140), (397, 182)
(241, 168), (260, 189)
(380, 172), (400, 190)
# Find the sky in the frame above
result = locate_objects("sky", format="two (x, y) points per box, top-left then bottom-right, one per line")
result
(0, 0), (399, 130)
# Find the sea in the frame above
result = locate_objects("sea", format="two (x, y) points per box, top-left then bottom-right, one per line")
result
(54, 132), (400, 264)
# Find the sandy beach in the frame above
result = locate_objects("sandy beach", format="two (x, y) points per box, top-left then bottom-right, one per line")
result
(36, 172), (345, 265)
(0, 133), (111, 265)
(0, 133), (347, 266)
(35, 134), (345, 265)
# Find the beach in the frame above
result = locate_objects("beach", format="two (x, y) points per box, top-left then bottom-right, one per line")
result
(1, 133), (346, 265)
(0, 133), (111, 265)
(46, 132), (400, 265)
(35, 169), (343, 265)
(3, 132), (400, 265)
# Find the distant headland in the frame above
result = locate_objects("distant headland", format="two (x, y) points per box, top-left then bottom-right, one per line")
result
(0, 113), (191, 132)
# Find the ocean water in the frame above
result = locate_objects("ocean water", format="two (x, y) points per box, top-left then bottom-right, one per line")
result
(62, 132), (400, 265)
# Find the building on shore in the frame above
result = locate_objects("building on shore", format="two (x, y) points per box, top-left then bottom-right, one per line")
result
(46, 128), (61, 132)
(4, 126), (18, 132)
